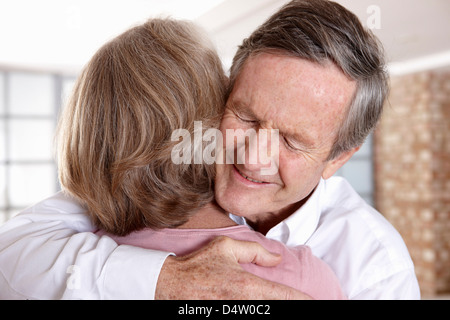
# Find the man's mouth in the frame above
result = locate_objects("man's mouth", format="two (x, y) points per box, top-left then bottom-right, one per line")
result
(235, 167), (268, 184)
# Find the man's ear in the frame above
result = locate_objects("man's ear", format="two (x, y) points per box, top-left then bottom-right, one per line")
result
(322, 146), (361, 180)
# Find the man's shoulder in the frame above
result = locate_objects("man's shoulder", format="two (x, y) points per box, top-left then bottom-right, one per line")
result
(311, 177), (416, 294)
(320, 176), (413, 264)
(5, 191), (93, 232)
(23, 191), (86, 215)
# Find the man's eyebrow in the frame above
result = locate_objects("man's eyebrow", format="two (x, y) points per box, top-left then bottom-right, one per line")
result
(227, 100), (257, 118)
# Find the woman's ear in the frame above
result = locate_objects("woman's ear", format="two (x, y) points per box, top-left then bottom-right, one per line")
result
(322, 146), (361, 180)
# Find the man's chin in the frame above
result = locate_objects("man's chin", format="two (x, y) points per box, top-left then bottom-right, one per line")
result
(216, 193), (262, 220)
(216, 192), (247, 213)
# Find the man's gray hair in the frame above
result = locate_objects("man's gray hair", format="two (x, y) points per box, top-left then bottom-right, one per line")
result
(229, 0), (389, 160)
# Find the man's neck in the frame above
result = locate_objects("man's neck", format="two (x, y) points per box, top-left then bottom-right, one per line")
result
(247, 190), (313, 235)
(245, 201), (302, 235)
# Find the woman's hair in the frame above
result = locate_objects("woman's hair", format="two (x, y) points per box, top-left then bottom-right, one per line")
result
(57, 18), (228, 236)
(230, 0), (389, 160)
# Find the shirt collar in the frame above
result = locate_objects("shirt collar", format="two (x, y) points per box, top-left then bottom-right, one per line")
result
(229, 178), (324, 246)
(266, 178), (324, 246)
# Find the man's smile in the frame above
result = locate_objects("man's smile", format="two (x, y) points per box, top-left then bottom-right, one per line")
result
(234, 165), (271, 185)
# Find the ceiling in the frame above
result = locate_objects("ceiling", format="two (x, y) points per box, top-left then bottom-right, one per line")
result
(1, 0), (449, 75)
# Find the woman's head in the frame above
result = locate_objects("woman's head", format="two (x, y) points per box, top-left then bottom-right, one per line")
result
(57, 18), (227, 236)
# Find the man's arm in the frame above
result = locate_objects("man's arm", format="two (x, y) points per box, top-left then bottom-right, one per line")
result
(0, 192), (170, 299)
(0, 193), (309, 300)
(156, 236), (312, 300)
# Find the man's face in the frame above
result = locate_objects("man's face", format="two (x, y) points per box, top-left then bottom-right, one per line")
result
(214, 53), (357, 227)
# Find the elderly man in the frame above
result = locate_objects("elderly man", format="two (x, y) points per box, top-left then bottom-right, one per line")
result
(0, 0), (419, 299)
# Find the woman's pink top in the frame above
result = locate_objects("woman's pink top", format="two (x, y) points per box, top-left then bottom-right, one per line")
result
(97, 225), (346, 299)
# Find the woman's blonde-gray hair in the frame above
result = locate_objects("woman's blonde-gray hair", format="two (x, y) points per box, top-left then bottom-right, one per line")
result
(57, 18), (227, 236)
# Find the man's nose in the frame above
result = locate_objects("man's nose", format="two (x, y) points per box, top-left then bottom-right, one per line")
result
(238, 129), (280, 175)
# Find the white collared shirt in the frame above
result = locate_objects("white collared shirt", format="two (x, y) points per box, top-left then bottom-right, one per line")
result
(231, 176), (420, 299)
(0, 177), (419, 299)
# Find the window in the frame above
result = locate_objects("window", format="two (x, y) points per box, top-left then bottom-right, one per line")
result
(0, 69), (75, 224)
(335, 134), (375, 206)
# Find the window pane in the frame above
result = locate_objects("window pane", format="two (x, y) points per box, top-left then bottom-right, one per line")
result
(340, 159), (373, 195)
(0, 164), (6, 208)
(8, 164), (56, 208)
(0, 72), (5, 115)
(9, 72), (54, 116)
(0, 210), (9, 226)
(0, 120), (5, 162)
(9, 119), (54, 161)
(361, 194), (374, 207)
(355, 134), (373, 158)
(61, 77), (76, 110)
